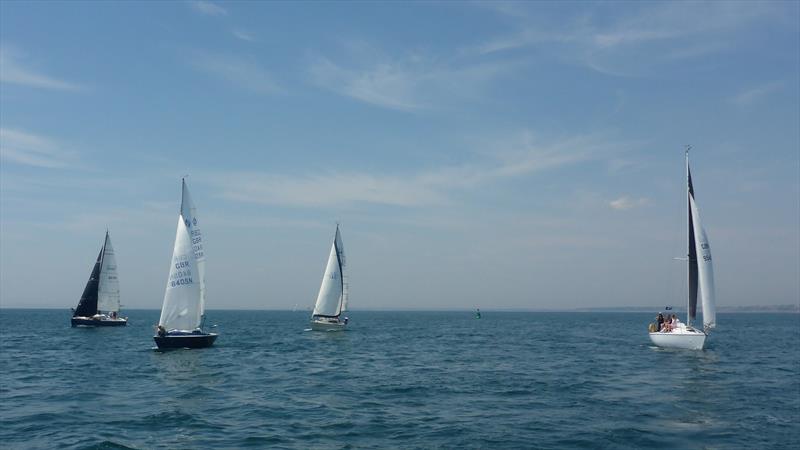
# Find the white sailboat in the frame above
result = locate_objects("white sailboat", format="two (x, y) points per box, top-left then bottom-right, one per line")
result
(72, 231), (127, 326)
(154, 179), (217, 349)
(649, 148), (717, 350)
(310, 224), (349, 331)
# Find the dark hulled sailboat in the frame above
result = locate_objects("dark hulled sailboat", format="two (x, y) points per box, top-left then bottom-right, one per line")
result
(71, 232), (127, 327)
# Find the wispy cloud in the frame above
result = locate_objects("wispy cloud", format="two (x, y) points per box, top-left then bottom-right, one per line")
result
(609, 196), (650, 210)
(213, 132), (620, 208)
(189, 51), (282, 94)
(188, 0), (227, 16)
(232, 29), (255, 42)
(468, 2), (785, 75)
(309, 47), (518, 111)
(730, 81), (783, 106)
(0, 128), (78, 169)
(0, 46), (81, 91)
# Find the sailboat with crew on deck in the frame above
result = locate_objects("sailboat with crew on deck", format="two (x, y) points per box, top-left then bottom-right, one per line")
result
(310, 224), (349, 331)
(649, 147), (716, 350)
(153, 178), (217, 349)
(71, 231), (127, 327)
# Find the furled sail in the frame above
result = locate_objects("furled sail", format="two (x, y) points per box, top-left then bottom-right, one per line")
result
(159, 215), (202, 331)
(690, 196), (716, 329)
(312, 226), (345, 317)
(74, 248), (102, 317)
(97, 232), (120, 313)
(181, 179), (206, 318)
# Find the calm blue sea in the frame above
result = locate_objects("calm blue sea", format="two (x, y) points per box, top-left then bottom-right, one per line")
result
(0, 309), (797, 449)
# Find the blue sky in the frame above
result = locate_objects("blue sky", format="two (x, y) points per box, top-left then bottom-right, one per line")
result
(1, 1), (798, 310)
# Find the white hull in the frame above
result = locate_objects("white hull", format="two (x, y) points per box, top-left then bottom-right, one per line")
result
(649, 324), (707, 350)
(311, 319), (346, 331)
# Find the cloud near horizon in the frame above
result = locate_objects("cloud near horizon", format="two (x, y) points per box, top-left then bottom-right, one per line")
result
(213, 133), (621, 208)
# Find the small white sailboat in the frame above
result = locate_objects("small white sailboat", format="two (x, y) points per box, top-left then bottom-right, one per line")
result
(71, 231), (127, 327)
(154, 179), (217, 349)
(649, 148), (717, 350)
(310, 224), (349, 331)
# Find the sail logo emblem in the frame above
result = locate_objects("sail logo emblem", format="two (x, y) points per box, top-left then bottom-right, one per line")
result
(193, 217), (197, 226)
(185, 218), (191, 228)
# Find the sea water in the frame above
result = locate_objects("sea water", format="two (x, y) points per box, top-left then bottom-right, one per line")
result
(0, 309), (797, 449)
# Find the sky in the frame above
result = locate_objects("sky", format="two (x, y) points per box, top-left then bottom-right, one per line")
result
(1, 1), (798, 311)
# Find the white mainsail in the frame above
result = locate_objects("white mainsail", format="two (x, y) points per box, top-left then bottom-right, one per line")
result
(690, 196), (716, 329)
(181, 179), (206, 318)
(159, 215), (202, 331)
(97, 232), (120, 313)
(312, 226), (345, 317)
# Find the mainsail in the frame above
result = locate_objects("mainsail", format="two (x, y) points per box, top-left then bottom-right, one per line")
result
(690, 196), (716, 329)
(97, 232), (120, 313)
(312, 226), (345, 317)
(687, 164), (699, 324)
(181, 179), (206, 318)
(159, 215), (202, 331)
(74, 248), (103, 317)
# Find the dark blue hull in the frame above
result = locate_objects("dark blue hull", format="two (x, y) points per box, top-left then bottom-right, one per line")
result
(71, 317), (127, 327)
(154, 333), (217, 349)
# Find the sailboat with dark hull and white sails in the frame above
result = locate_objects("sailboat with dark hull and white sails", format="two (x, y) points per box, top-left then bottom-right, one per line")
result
(649, 148), (716, 350)
(71, 231), (127, 327)
(311, 225), (349, 331)
(154, 179), (217, 349)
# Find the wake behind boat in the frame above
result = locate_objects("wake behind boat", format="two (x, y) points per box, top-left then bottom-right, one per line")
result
(71, 231), (127, 327)
(154, 179), (217, 349)
(649, 148), (717, 350)
(310, 224), (349, 331)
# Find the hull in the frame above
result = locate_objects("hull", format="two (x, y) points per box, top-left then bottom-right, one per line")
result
(154, 333), (217, 349)
(649, 326), (706, 350)
(311, 319), (346, 332)
(71, 316), (128, 327)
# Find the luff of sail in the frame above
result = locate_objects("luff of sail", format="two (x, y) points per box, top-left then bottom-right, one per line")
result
(74, 248), (103, 317)
(181, 179), (206, 319)
(97, 232), (121, 313)
(159, 215), (202, 331)
(689, 195), (716, 329)
(312, 228), (345, 318)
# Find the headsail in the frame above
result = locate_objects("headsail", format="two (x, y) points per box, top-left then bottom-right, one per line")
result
(97, 232), (121, 313)
(181, 179), (206, 318)
(312, 226), (345, 317)
(158, 215), (202, 331)
(689, 196), (716, 329)
(74, 248), (102, 317)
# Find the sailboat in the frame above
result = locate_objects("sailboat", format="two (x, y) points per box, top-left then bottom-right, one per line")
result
(649, 148), (716, 350)
(310, 224), (349, 331)
(71, 231), (127, 327)
(154, 179), (217, 349)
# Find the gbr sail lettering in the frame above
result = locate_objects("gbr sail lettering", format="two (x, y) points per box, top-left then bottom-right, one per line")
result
(169, 258), (193, 288)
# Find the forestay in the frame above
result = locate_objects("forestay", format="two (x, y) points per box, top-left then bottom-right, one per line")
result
(97, 233), (121, 313)
(159, 216), (202, 331)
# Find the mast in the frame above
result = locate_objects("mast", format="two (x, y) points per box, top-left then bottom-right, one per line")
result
(334, 224), (344, 316)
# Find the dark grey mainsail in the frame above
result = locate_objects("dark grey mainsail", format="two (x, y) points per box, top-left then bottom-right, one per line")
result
(687, 163), (698, 324)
